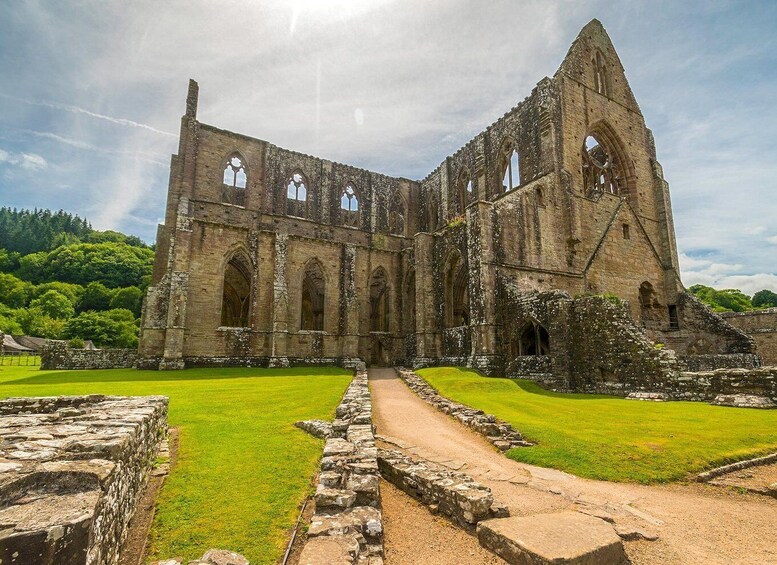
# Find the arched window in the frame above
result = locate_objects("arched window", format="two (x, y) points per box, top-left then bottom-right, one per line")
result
(515, 321), (549, 356)
(369, 267), (389, 332)
(286, 171), (309, 218)
(582, 134), (625, 195)
(593, 50), (609, 96)
(340, 183), (360, 228)
(221, 253), (251, 327)
(403, 269), (416, 333)
(639, 281), (662, 329)
(444, 252), (469, 328)
(500, 147), (521, 192)
(456, 170), (474, 216)
(222, 154), (247, 206)
(301, 260), (325, 331)
(426, 191), (440, 232)
(388, 192), (405, 235)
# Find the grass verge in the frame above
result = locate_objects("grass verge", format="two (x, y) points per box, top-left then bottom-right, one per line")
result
(416, 366), (777, 483)
(0, 363), (351, 564)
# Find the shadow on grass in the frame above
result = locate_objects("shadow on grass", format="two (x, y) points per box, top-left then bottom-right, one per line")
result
(507, 378), (622, 401)
(2, 366), (349, 386)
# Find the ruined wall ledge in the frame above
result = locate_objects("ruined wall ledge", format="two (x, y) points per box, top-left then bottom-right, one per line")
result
(0, 395), (168, 565)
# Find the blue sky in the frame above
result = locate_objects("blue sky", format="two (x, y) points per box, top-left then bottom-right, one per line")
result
(0, 0), (775, 294)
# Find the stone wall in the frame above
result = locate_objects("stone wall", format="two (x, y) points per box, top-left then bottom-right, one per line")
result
(677, 353), (761, 372)
(721, 308), (777, 365)
(41, 341), (138, 370)
(0, 395), (168, 565)
(299, 370), (384, 564)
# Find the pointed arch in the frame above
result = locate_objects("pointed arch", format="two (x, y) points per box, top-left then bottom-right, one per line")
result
(221, 249), (252, 327)
(340, 182), (360, 228)
(403, 268), (416, 334)
(581, 121), (635, 198)
(301, 258), (326, 331)
(443, 250), (469, 328)
(511, 319), (549, 356)
(592, 49), (610, 96)
(221, 152), (248, 206)
(388, 192), (406, 235)
(369, 267), (390, 332)
(498, 139), (521, 193)
(286, 169), (310, 218)
(425, 190), (440, 232)
(454, 168), (473, 216)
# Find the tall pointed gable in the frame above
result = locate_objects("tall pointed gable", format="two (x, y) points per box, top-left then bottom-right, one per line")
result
(555, 19), (641, 114)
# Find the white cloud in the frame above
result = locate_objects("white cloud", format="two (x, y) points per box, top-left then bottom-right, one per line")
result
(767, 235), (777, 245)
(0, 147), (48, 171)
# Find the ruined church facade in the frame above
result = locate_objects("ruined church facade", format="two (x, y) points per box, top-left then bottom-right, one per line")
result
(140, 20), (757, 379)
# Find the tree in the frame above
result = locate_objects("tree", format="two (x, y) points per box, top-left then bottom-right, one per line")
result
(752, 289), (777, 309)
(29, 290), (75, 319)
(688, 284), (753, 312)
(16, 251), (48, 284)
(77, 282), (114, 312)
(0, 248), (19, 272)
(64, 309), (138, 348)
(0, 305), (23, 335)
(15, 308), (66, 339)
(31, 281), (83, 305)
(0, 274), (32, 308)
(109, 286), (143, 317)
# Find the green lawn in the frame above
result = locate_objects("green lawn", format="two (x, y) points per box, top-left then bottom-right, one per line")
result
(416, 367), (777, 483)
(0, 364), (351, 564)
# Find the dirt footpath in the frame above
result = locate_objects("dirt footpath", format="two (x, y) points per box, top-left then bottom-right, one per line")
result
(368, 368), (777, 565)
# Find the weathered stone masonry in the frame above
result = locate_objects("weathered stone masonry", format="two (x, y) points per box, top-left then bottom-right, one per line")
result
(140, 19), (767, 391)
(0, 395), (167, 565)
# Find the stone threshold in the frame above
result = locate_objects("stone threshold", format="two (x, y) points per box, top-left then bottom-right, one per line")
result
(396, 367), (532, 450)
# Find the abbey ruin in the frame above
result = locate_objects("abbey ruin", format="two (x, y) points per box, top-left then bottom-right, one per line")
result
(138, 20), (767, 392)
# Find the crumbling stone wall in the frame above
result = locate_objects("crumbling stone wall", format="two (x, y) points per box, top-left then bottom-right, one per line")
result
(0, 395), (167, 565)
(721, 308), (777, 365)
(41, 341), (138, 370)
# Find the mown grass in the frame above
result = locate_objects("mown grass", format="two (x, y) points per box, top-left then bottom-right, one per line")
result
(0, 363), (351, 564)
(416, 367), (777, 483)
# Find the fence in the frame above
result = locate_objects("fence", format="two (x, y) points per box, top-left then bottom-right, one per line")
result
(0, 351), (41, 366)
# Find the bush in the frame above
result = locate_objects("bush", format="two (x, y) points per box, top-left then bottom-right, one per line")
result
(752, 289), (777, 309)
(68, 337), (85, 349)
(14, 308), (66, 339)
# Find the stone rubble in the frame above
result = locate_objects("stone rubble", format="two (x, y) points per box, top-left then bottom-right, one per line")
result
(298, 370), (383, 565)
(397, 368), (532, 450)
(0, 395), (168, 565)
(150, 548), (250, 565)
(710, 394), (776, 409)
(626, 392), (670, 401)
(294, 419), (333, 439)
(377, 447), (509, 529)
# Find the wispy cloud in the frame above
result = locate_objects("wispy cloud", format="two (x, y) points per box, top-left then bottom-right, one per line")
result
(0, 148), (48, 171)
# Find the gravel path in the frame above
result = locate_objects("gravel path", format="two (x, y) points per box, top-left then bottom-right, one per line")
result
(368, 368), (777, 565)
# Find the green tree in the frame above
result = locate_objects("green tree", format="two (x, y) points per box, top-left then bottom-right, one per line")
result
(109, 286), (143, 317)
(0, 305), (23, 334)
(32, 242), (154, 287)
(15, 308), (66, 338)
(752, 289), (777, 309)
(64, 309), (138, 348)
(16, 251), (48, 283)
(29, 290), (75, 319)
(0, 248), (20, 272)
(31, 281), (83, 305)
(688, 284), (752, 312)
(0, 274), (32, 308)
(77, 282), (114, 312)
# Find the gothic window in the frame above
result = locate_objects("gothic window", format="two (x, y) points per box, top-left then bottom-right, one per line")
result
(444, 252), (469, 328)
(301, 260), (325, 331)
(515, 321), (549, 356)
(500, 147), (521, 192)
(456, 170), (474, 215)
(340, 183), (360, 228)
(593, 50), (609, 96)
(286, 171), (309, 218)
(403, 269), (416, 334)
(426, 191), (440, 232)
(388, 192), (405, 235)
(369, 267), (389, 332)
(222, 154), (247, 206)
(582, 134), (624, 196)
(221, 253), (251, 327)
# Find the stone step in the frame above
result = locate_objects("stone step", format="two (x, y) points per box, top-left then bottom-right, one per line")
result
(477, 511), (628, 564)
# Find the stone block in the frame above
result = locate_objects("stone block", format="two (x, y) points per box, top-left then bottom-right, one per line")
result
(477, 512), (627, 565)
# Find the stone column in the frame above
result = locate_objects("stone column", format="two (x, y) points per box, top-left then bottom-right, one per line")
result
(269, 232), (290, 367)
(339, 244), (360, 362)
(466, 200), (500, 373)
(412, 232), (437, 365)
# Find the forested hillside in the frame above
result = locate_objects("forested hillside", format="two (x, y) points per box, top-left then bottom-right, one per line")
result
(0, 207), (153, 348)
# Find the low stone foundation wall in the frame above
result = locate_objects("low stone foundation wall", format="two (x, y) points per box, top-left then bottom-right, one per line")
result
(377, 448), (508, 529)
(0, 395), (168, 565)
(137, 355), (366, 371)
(397, 368), (531, 450)
(41, 341), (138, 370)
(677, 353), (761, 372)
(299, 370), (383, 564)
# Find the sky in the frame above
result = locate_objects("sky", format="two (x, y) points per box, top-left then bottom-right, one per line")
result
(0, 0), (775, 294)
